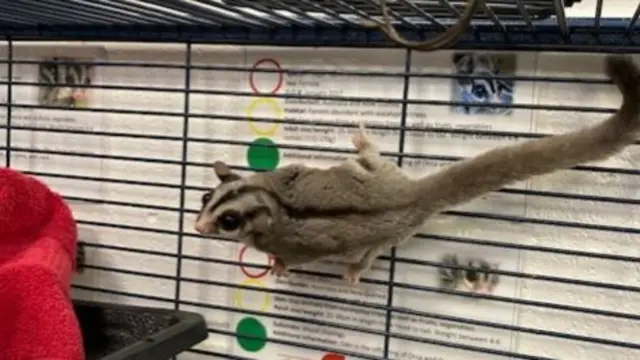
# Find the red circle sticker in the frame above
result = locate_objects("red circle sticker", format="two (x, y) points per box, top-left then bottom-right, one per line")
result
(249, 58), (283, 95)
(238, 244), (275, 279)
(322, 354), (345, 360)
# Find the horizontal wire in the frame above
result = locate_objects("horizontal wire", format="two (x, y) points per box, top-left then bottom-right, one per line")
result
(75, 261), (640, 323)
(180, 302), (638, 353)
(26, 159), (639, 231)
(77, 216), (640, 265)
(78, 219), (180, 236)
(66, 189), (638, 234)
(64, 195), (178, 212)
(0, 87), (623, 113)
(205, 327), (552, 360)
(7, 131), (638, 176)
(78, 220), (640, 284)
(25, 168), (639, 216)
(442, 210), (639, 234)
(21, 170), (182, 189)
(2, 165), (636, 234)
(60, 184), (640, 220)
(81, 241), (640, 298)
(414, 233), (640, 264)
(73, 284), (174, 303)
(5, 115), (640, 147)
(393, 256), (640, 293)
(71, 213), (640, 264)
(0, 64), (616, 84)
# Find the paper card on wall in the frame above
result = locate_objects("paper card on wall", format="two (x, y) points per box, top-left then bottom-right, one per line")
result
(530, 52), (638, 205)
(95, 50), (186, 209)
(532, 53), (617, 134)
(7, 55), (106, 202)
(222, 237), (389, 360)
(187, 46), (247, 189)
(405, 51), (537, 160)
(241, 48), (407, 172)
(391, 239), (522, 358)
(191, 47), (405, 360)
(387, 53), (527, 360)
(401, 52), (537, 228)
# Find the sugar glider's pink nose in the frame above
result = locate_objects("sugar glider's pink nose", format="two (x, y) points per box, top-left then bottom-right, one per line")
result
(194, 223), (206, 233)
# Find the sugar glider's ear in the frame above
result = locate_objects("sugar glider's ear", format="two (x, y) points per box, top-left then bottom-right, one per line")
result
(213, 161), (242, 183)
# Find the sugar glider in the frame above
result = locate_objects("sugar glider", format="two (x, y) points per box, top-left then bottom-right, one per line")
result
(194, 55), (640, 286)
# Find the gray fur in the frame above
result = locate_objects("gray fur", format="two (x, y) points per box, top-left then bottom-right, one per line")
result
(194, 55), (640, 286)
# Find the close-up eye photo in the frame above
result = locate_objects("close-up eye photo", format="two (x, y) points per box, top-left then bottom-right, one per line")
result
(2, 1), (637, 360)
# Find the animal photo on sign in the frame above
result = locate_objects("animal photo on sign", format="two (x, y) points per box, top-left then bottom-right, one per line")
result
(450, 52), (516, 116)
(38, 57), (93, 108)
(438, 253), (500, 295)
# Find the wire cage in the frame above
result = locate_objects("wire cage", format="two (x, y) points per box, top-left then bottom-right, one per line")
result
(0, 1), (639, 360)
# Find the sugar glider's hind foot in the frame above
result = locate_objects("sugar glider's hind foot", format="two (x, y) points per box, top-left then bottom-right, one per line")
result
(342, 271), (360, 287)
(270, 257), (289, 277)
(342, 263), (364, 286)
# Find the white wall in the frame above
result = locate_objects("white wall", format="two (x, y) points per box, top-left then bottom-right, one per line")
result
(0, 40), (638, 360)
(565, 0), (628, 18)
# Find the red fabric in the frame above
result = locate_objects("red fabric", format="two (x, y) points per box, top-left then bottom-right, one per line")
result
(0, 167), (83, 360)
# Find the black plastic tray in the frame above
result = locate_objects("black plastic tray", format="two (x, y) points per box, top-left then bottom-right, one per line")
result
(74, 299), (208, 360)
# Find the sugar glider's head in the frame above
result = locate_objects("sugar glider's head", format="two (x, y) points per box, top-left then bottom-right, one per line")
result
(194, 161), (278, 248)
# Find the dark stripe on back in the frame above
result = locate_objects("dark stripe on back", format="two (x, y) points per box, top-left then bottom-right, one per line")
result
(210, 184), (403, 220)
(249, 187), (389, 219)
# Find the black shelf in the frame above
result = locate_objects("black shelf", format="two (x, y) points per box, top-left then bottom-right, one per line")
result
(75, 299), (208, 360)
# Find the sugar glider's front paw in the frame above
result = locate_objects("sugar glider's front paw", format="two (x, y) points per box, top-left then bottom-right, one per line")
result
(342, 264), (364, 286)
(351, 131), (366, 152)
(350, 120), (371, 151)
(270, 257), (289, 277)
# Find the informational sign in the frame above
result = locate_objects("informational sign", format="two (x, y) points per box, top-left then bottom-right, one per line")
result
(178, 47), (533, 360)
(1, 53), (106, 200)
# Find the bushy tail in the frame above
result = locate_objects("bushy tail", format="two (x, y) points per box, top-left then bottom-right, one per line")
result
(415, 54), (640, 213)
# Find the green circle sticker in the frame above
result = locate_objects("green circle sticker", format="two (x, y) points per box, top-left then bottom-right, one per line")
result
(247, 137), (280, 171)
(235, 317), (267, 352)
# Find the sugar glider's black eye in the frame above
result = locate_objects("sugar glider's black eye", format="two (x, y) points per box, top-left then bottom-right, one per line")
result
(217, 211), (243, 231)
(201, 191), (212, 205)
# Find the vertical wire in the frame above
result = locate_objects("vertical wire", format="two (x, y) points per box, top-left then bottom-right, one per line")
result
(625, 2), (640, 35)
(174, 41), (192, 310)
(552, 0), (569, 38)
(5, 38), (12, 167)
(515, 0), (534, 31)
(382, 47), (412, 358)
(594, 0), (603, 29)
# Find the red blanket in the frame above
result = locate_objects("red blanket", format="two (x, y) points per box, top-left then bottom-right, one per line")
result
(0, 168), (83, 360)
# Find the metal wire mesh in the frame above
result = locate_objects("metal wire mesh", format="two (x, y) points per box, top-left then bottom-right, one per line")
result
(0, 40), (638, 360)
(0, 0), (577, 25)
(0, 0), (638, 50)
(0, 1), (639, 360)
